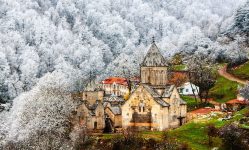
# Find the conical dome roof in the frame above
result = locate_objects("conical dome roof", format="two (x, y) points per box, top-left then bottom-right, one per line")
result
(141, 42), (168, 67)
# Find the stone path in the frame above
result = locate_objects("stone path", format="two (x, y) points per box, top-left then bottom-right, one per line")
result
(218, 64), (247, 85)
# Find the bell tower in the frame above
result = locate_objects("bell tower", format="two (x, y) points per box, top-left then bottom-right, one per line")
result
(140, 39), (168, 85)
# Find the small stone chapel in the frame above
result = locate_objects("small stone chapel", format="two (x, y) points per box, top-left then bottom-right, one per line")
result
(121, 40), (187, 131)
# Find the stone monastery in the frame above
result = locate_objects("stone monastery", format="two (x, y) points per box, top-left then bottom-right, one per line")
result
(71, 40), (187, 132)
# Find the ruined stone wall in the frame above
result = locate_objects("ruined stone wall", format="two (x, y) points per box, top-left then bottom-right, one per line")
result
(94, 104), (105, 130)
(71, 102), (105, 132)
(82, 91), (104, 105)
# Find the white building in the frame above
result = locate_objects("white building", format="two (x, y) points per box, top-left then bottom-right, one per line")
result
(178, 82), (199, 96)
(101, 77), (129, 96)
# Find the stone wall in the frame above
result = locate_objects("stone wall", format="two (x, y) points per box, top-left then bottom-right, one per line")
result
(82, 91), (104, 105)
(141, 66), (168, 85)
(168, 87), (187, 128)
(122, 85), (170, 131)
(105, 108), (122, 128)
(71, 102), (105, 132)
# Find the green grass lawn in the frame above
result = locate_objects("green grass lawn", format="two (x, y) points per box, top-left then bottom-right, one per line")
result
(101, 108), (248, 150)
(181, 95), (214, 111)
(169, 122), (220, 150)
(168, 108), (248, 150)
(181, 95), (199, 111)
(209, 76), (239, 103)
(229, 61), (249, 80)
(102, 133), (114, 139)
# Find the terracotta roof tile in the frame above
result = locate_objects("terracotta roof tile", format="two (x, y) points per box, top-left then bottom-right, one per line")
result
(226, 99), (248, 105)
(102, 77), (128, 85)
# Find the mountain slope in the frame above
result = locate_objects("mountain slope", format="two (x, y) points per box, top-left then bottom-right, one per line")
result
(0, 0), (247, 102)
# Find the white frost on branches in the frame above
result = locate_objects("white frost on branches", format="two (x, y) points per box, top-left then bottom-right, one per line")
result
(0, 0), (247, 101)
(0, 71), (78, 148)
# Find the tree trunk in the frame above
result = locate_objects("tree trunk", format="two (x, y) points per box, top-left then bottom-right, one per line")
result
(190, 83), (198, 105)
(205, 91), (209, 104)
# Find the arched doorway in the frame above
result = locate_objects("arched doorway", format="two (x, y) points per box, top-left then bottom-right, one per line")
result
(103, 115), (114, 133)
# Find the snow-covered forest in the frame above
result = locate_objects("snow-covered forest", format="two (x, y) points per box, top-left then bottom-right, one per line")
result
(0, 0), (249, 148)
(0, 0), (248, 103)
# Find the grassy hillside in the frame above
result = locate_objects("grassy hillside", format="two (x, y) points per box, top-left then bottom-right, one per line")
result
(143, 108), (249, 150)
(168, 108), (248, 150)
(209, 76), (238, 103)
(209, 61), (249, 103)
(181, 96), (213, 111)
(101, 108), (249, 150)
(168, 122), (222, 150)
(229, 61), (249, 80)
(181, 96), (198, 110)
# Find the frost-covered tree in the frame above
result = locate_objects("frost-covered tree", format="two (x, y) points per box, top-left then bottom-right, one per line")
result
(232, 1), (249, 36)
(0, 71), (80, 149)
(0, 52), (10, 103)
(0, 0), (247, 102)
(224, 1), (249, 54)
(240, 83), (249, 99)
(0, 0), (248, 149)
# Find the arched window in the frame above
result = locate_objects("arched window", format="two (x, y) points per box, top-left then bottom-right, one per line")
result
(94, 122), (97, 129)
(139, 101), (145, 112)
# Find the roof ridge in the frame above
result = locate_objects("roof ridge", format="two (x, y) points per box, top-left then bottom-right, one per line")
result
(141, 42), (168, 67)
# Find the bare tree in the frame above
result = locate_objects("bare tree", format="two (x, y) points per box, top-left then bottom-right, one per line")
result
(187, 54), (217, 103)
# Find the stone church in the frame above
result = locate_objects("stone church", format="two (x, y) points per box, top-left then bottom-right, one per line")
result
(122, 41), (187, 131)
(71, 40), (187, 132)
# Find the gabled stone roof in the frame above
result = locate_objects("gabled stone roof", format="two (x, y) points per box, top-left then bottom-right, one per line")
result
(141, 42), (168, 67)
(162, 85), (175, 98)
(82, 100), (102, 116)
(108, 106), (122, 115)
(143, 84), (161, 98)
(126, 83), (187, 107)
(154, 97), (170, 107)
(143, 84), (175, 98)
(141, 84), (170, 107)
(179, 98), (187, 105)
(104, 95), (125, 102)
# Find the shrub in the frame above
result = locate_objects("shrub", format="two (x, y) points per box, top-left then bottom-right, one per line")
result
(219, 124), (249, 150)
(206, 124), (218, 146)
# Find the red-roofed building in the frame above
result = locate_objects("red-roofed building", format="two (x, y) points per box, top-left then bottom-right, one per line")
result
(226, 99), (248, 111)
(101, 77), (129, 96)
(102, 77), (128, 85)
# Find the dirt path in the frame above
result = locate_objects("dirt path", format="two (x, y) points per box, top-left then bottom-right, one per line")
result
(218, 65), (247, 85)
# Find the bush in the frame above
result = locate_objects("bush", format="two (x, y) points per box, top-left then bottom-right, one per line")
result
(109, 130), (181, 150)
(2, 130), (73, 150)
(111, 135), (144, 150)
(206, 124), (218, 146)
(180, 143), (189, 150)
(219, 124), (249, 150)
(244, 108), (249, 117)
